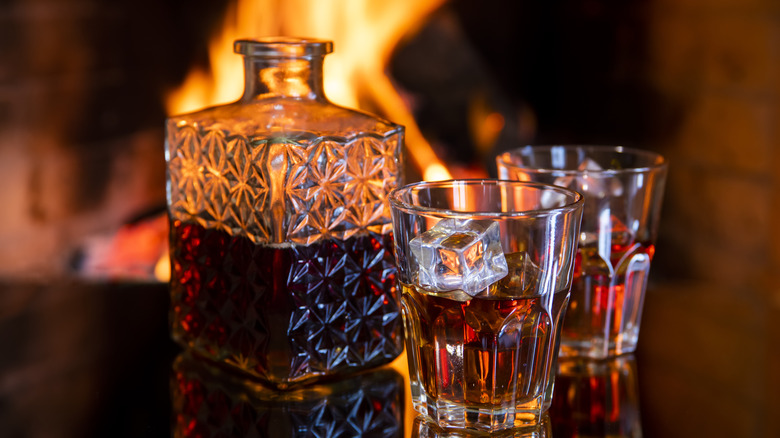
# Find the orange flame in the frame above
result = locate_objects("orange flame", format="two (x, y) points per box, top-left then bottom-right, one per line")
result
(166, 0), (451, 181)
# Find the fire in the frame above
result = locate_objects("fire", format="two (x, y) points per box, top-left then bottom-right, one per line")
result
(158, 0), (454, 284)
(165, 0), (452, 181)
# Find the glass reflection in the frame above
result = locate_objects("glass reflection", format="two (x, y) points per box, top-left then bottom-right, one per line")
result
(411, 414), (551, 437)
(550, 354), (642, 437)
(171, 351), (405, 437)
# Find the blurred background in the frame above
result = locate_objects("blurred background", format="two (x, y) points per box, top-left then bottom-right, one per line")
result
(0, 0), (779, 435)
(2, 0), (778, 291)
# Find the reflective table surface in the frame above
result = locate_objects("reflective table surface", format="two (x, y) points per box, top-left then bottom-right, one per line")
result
(1, 280), (778, 437)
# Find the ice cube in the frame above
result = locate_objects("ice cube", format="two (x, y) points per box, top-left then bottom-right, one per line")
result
(433, 289), (476, 303)
(494, 251), (541, 297)
(543, 158), (623, 207)
(409, 218), (508, 296)
(581, 213), (636, 261)
(540, 180), (573, 208)
(575, 158), (623, 198)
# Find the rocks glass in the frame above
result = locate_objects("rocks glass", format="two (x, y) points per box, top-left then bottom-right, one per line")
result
(497, 146), (667, 358)
(390, 180), (583, 432)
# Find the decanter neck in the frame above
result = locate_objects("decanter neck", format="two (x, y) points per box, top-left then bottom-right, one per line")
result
(235, 38), (331, 102)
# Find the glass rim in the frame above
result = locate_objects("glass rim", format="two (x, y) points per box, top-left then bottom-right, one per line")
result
(496, 145), (668, 176)
(389, 179), (584, 218)
(234, 37), (333, 57)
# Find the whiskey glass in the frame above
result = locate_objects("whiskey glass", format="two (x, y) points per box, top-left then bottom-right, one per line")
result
(498, 146), (667, 359)
(390, 179), (583, 432)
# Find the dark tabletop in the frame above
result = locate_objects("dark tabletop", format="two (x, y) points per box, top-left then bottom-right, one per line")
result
(1, 280), (778, 437)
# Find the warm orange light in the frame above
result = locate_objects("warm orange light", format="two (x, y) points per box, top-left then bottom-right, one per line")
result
(424, 163), (451, 181)
(468, 92), (506, 156)
(164, 0), (451, 181)
(154, 246), (171, 282)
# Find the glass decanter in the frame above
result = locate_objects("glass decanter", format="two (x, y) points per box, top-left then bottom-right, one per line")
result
(165, 37), (405, 389)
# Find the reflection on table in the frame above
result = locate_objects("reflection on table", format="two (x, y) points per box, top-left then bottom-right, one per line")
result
(550, 355), (641, 438)
(170, 347), (640, 438)
(2, 281), (779, 437)
(171, 351), (405, 437)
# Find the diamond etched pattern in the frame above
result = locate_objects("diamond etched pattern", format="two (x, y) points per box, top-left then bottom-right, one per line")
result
(170, 221), (403, 388)
(167, 126), (401, 245)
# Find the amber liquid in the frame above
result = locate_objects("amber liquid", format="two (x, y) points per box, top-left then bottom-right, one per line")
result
(169, 220), (403, 388)
(561, 238), (654, 356)
(402, 281), (569, 412)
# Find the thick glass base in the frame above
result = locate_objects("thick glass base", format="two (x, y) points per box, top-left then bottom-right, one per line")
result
(559, 333), (638, 359)
(411, 387), (547, 433)
(412, 414), (551, 437)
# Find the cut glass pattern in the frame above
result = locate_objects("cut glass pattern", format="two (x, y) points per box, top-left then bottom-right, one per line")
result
(167, 127), (401, 244)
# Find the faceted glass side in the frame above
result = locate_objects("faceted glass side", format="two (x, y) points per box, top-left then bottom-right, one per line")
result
(166, 125), (402, 245)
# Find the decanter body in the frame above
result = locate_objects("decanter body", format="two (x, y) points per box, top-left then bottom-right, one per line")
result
(165, 37), (404, 389)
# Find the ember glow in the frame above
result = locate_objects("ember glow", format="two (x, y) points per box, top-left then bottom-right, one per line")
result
(165, 0), (451, 181)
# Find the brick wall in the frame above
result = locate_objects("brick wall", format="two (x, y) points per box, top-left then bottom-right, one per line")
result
(0, 0), (223, 278)
(646, 0), (780, 297)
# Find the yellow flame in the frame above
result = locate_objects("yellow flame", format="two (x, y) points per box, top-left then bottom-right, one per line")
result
(424, 163), (451, 181)
(165, 0), (451, 180)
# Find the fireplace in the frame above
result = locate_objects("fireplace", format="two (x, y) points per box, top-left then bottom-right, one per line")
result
(1, 0), (779, 301)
